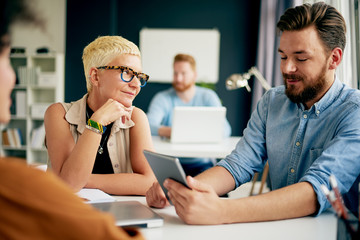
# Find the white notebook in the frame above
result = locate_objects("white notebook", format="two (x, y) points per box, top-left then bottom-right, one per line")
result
(171, 106), (226, 143)
(77, 188), (115, 203)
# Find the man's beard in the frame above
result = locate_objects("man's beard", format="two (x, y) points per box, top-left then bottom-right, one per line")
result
(284, 65), (327, 105)
(173, 80), (194, 92)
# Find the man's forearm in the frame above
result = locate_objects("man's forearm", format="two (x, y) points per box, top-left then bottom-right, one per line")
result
(195, 166), (236, 196)
(222, 181), (318, 223)
(158, 126), (171, 138)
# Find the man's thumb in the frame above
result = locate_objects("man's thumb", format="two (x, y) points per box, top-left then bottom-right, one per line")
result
(187, 176), (210, 192)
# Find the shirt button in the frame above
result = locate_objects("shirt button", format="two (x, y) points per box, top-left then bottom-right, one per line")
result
(303, 114), (308, 119)
(316, 110), (320, 115)
(296, 142), (301, 146)
(114, 164), (119, 168)
(290, 168), (295, 173)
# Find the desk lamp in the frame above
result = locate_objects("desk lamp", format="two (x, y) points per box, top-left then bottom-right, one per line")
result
(225, 66), (271, 196)
(225, 66), (271, 92)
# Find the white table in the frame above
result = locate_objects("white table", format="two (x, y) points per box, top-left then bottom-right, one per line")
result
(152, 136), (241, 159)
(115, 196), (337, 240)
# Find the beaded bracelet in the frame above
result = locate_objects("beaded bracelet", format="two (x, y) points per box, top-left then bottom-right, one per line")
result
(85, 124), (102, 135)
(86, 119), (106, 134)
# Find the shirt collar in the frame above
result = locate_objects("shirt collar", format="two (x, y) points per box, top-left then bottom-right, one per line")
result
(298, 75), (344, 115)
(312, 75), (344, 115)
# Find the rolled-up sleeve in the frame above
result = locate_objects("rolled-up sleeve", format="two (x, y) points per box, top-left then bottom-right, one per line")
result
(300, 102), (360, 215)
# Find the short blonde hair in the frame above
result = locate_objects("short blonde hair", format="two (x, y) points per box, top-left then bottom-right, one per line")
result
(173, 53), (196, 71)
(82, 36), (141, 92)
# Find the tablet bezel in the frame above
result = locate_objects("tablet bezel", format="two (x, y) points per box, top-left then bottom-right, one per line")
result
(143, 150), (189, 200)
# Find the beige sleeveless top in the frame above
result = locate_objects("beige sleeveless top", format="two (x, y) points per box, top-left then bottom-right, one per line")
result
(48, 94), (134, 173)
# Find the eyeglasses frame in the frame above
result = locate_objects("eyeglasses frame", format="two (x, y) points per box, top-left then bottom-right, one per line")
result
(96, 65), (149, 87)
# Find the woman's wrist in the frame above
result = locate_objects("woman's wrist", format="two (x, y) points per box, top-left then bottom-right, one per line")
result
(89, 113), (106, 126)
(86, 119), (106, 134)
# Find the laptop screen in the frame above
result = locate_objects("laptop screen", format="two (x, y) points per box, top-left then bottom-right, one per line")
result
(171, 106), (226, 143)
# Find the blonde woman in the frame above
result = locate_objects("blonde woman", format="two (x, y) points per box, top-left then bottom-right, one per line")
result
(44, 36), (156, 195)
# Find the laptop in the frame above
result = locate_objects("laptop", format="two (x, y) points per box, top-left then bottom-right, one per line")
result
(171, 106), (226, 143)
(91, 201), (164, 228)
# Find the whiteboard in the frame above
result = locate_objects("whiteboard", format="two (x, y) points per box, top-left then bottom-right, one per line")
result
(139, 28), (220, 83)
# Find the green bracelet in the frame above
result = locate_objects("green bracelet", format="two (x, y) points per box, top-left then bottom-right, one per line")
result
(87, 119), (106, 134)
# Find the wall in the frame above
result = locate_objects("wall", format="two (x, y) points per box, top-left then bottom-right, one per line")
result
(65, 0), (260, 136)
(8, 0), (260, 136)
(11, 0), (66, 54)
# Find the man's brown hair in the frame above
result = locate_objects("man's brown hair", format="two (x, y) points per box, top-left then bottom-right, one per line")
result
(174, 53), (196, 71)
(277, 2), (346, 52)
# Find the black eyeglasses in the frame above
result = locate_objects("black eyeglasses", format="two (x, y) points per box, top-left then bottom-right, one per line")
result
(97, 66), (149, 87)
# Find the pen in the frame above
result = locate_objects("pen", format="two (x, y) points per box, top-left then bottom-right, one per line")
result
(321, 184), (342, 217)
(329, 175), (348, 219)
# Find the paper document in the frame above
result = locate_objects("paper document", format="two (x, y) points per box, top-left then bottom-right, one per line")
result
(77, 188), (115, 204)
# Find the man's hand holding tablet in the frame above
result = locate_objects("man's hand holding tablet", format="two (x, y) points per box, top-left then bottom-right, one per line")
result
(144, 150), (189, 194)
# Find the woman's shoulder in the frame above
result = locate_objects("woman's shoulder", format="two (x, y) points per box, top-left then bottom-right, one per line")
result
(45, 102), (66, 118)
(131, 106), (147, 119)
(129, 107), (149, 131)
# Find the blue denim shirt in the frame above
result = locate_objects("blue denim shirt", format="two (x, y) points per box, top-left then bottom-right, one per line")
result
(218, 77), (360, 215)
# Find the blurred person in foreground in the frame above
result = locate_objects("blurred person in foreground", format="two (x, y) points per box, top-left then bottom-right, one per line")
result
(0, 0), (144, 238)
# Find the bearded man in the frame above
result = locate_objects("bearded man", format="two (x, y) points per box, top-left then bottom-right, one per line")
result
(146, 2), (360, 224)
(147, 53), (231, 176)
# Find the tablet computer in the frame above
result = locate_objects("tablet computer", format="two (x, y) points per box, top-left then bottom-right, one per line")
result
(143, 150), (189, 199)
